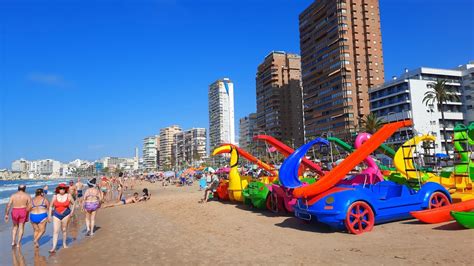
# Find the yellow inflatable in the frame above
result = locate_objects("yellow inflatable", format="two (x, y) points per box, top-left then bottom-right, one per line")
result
(212, 145), (251, 202)
(394, 135), (473, 203)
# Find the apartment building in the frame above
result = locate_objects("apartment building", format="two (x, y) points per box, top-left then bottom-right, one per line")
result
(256, 51), (304, 146)
(300, 0), (384, 139)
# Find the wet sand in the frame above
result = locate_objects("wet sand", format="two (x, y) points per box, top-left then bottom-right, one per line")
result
(0, 208), (87, 266)
(51, 183), (473, 265)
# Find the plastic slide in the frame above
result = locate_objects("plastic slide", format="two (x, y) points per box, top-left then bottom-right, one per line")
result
(253, 135), (325, 176)
(291, 120), (413, 198)
(453, 124), (474, 181)
(341, 133), (384, 184)
(328, 136), (395, 157)
(393, 135), (438, 180)
(279, 138), (330, 188)
(410, 199), (474, 224)
(221, 143), (277, 177)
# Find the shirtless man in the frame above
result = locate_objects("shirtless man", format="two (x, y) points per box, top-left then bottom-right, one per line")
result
(68, 180), (78, 202)
(75, 178), (84, 206)
(4, 185), (32, 247)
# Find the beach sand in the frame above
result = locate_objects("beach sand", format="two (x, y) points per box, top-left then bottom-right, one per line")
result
(50, 183), (473, 265)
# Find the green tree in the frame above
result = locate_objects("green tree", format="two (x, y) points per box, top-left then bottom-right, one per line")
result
(361, 113), (385, 134)
(422, 79), (460, 156)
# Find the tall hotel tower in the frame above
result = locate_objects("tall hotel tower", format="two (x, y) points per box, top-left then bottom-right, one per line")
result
(300, 0), (385, 139)
(208, 78), (235, 151)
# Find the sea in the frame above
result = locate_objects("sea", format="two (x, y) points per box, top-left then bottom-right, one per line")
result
(0, 179), (71, 206)
(0, 178), (86, 265)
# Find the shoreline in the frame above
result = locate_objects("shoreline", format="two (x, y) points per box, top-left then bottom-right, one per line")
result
(50, 183), (473, 265)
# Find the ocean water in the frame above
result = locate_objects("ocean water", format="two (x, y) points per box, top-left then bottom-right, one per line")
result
(0, 179), (71, 205)
(0, 179), (86, 265)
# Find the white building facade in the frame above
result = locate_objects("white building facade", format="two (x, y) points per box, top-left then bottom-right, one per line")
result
(143, 136), (159, 171)
(458, 62), (474, 124)
(369, 66), (467, 153)
(208, 78), (235, 152)
(11, 159), (29, 172)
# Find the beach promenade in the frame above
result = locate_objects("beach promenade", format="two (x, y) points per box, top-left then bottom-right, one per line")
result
(47, 183), (473, 265)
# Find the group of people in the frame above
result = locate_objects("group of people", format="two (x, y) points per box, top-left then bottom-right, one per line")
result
(4, 175), (151, 253)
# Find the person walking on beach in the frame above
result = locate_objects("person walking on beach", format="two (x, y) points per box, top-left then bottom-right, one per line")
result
(4, 185), (31, 247)
(69, 180), (77, 202)
(29, 188), (50, 248)
(76, 178), (84, 207)
(99, 177), (110, 202)
(48, 183), (75, 253)
(82, 178), (102, 236)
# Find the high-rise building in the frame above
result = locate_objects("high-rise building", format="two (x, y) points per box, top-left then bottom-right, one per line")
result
(208, 78), (235, 151)
(458, 62), (474, 124)
(159, 125), (182, 169)
(256, 51), (305, 146)
(172, 128), (207, 169)
(143, 136), (159, 171)
(300, 0), (385, 139)
(239, 113), (258, 151)
(369, 66), (466, 153)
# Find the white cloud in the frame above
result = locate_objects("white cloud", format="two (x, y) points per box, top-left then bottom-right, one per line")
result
(27, 72), (70, 88)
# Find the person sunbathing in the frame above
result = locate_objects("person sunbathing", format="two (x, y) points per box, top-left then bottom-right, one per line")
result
(139, 188), (151, 202)
(103, 193), (139, 208)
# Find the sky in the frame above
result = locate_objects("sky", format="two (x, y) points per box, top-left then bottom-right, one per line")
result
(0, 0), (473, 168)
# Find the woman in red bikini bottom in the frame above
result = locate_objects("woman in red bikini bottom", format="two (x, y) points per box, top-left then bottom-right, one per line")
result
(48, 183), (75, 253)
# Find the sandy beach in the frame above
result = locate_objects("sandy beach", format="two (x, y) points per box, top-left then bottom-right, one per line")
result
(45, 183), (473, 265)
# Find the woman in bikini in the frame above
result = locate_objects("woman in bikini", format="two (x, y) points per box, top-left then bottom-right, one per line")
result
(48, 183), (75, 253)
(82, 178), (103, 236)
(29, 188), (50, 248)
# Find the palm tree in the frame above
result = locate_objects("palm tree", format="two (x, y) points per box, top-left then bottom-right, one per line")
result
(361, 113), (385, 134)
(422, 79), (460, 156)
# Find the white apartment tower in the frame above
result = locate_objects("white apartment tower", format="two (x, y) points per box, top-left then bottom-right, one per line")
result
(142, 136), (159, 171)
(208, 78), (235, 151)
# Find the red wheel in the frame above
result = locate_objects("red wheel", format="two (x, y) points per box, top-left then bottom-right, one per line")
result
(345, 201), (375, 235)
(428, 192), (450, 209)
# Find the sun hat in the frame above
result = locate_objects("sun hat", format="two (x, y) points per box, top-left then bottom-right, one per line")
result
(55, 183), (69, 194)
(87, 178), (97, 188)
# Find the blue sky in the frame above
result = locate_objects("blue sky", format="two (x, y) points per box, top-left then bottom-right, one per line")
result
(1, 0), (473, 168)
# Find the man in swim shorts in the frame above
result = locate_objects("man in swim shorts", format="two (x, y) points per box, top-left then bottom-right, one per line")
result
(76, 178), (84, 206)
(4, 185), (32, 247)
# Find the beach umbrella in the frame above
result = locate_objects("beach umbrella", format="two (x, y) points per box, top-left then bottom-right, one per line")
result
(204, 167), (215, 173)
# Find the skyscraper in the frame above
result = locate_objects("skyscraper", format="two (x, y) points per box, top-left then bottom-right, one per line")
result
(256, 51), (305, 146)
(208, 78), (235, 151)
(300, 0), (384, 139)
(159, 125), (182, 170)
(143, 136), (159, 171)
(239, 113), (257, 151)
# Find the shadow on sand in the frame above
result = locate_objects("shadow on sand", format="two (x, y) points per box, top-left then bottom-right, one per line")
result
(433, 221), (467, 231)
(275, 217), (336, 234)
